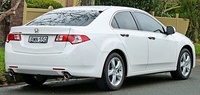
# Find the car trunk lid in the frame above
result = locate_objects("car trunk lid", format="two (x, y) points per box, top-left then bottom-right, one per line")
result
(9, 26), (70, 54)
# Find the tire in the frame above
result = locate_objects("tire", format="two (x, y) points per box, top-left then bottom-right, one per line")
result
(96, 53), (125, 91)
(170, 48), (192, 80)
(22, 75), (47, 86)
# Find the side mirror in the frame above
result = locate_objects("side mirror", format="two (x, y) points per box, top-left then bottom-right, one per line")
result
(166, 26), (175, 35)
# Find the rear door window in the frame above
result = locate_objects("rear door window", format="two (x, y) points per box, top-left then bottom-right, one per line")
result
(112, 11), (138, 30)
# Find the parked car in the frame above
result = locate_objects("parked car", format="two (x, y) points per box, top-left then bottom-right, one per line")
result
(5, 6), (195, 90)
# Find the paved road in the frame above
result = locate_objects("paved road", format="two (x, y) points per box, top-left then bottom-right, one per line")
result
(0, 66), (200, 95)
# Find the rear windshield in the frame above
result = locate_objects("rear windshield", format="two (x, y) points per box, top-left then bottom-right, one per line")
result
(27, 10), (101, 26)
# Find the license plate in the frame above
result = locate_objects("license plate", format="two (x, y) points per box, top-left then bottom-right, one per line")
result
(28, 36), (48, 43)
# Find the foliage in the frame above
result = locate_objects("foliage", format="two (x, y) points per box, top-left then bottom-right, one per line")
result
(26, 0), (63, 9)
(0, 71), (6, 84)
(153, 1), (180, 17)
(178, 0), (200, 43)
(195, 44), (200, 55)
(95, 0), (155, 13)
(0, 0), (11, 23)
(95, 0), (179, 17)
(0, 0), (11, 42)
(0, 0), (11, 12)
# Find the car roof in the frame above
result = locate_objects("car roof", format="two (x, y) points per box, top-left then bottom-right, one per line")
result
(51, 6), (142, 12)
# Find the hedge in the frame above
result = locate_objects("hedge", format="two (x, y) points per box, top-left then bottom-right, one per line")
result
(26, 0), (63, 9)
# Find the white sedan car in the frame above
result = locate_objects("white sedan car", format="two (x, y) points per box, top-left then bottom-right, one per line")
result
(5, 6), (195, 90)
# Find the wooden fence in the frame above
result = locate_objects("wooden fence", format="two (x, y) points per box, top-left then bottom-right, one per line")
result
(23, 2), (54, 24)
(154, 13), (189, 35)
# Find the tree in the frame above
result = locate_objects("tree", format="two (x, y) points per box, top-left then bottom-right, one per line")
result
(0, 0), (21, 42)
(178, 0), (200, 43)
(0, 0), (21, 22)
(153, 0), (181, 17)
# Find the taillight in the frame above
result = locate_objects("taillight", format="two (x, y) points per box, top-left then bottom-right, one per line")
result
(55, 34), (90, 44)
(55, 34), (68, 42)
(7, 34), (21, 42)
(68, 35), (90, 44)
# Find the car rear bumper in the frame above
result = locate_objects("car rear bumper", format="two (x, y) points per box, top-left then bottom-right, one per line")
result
(5, 42), (108, 78)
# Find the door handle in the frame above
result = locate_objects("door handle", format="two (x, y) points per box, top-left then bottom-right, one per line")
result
(148, 37), (155, 40)
(120, 34), (129, 37)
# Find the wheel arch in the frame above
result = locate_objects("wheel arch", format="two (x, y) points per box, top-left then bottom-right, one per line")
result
(108, 49), (128, 77)
(181, 45), (194, 67)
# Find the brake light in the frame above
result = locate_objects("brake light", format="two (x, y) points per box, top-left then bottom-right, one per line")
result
(68, 35), (90, 44)
(55, 34), (68, 42)
(55, 34), (90, 44)
(7, 34), (21, 42)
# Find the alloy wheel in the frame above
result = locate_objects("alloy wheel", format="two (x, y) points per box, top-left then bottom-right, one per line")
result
(108, 57), (123, 86)
(180, 52), (191, 77)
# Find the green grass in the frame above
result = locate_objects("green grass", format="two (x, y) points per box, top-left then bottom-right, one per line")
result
(195, 44), (200, 55)
(0, 47), (4, 72)
(0, 47), (5, 83)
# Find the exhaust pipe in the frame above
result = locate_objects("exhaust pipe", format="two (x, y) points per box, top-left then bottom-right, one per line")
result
(8, 69), (15, 76)
(62, 72), (72, 80)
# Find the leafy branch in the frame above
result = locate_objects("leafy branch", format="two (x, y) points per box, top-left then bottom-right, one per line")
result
(0, 0), (21, 22)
